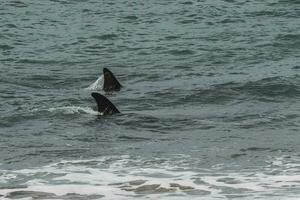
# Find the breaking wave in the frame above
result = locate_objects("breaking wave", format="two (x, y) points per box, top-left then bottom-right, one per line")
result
(1, 155), (300, 200)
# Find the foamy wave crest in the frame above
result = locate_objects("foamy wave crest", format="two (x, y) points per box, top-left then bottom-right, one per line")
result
(1, 155), (300, 199)
(86, 75), (104, 91)
(48, 106), (100, 115)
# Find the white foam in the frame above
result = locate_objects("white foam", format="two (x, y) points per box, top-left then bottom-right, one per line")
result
(0, 173), (16, 184)
(86, 75), (104, 91)
(48, 106), (101, 115)
(1, 155), (300, 199)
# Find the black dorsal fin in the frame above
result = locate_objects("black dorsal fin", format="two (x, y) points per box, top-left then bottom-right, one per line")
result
(91, 92), (120, 115)
(103, 68), (122, 92)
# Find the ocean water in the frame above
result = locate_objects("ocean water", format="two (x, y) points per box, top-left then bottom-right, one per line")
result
(1, 0), (300, 199)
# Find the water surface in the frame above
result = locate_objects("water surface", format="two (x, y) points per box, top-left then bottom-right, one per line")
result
(1, 0), (300, 199)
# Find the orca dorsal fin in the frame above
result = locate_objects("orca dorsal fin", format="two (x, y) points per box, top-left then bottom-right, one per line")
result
(91, 92), (120, 115)
(103, 68), (122, 92)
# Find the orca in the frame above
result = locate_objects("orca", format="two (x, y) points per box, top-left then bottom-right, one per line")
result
(103, 68), (122, 92)
(91, 92), (120, 115)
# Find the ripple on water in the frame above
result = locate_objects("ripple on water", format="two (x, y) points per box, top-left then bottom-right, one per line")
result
(167, 49), (195, 56)
(6, 1), (28, 8)
(91, 34), (118, 40)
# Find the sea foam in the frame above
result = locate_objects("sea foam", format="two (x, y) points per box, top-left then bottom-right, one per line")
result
(1, 155), (300, 199)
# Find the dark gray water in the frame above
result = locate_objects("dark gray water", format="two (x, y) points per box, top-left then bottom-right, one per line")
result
(1, 0), (300, 199)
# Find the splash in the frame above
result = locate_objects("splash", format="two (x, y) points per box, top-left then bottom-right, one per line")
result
(48, 106), (100, 115)
(86, 75), (104, 91)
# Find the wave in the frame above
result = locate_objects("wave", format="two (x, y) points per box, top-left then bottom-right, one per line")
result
(183, 76), (300, 104)
(1, 155), (300, 199)
(234, 76), (300, 99)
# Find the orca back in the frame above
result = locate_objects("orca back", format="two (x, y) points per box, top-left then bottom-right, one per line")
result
(103, 68), (122, 92)
(91, 92), (120, 115)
